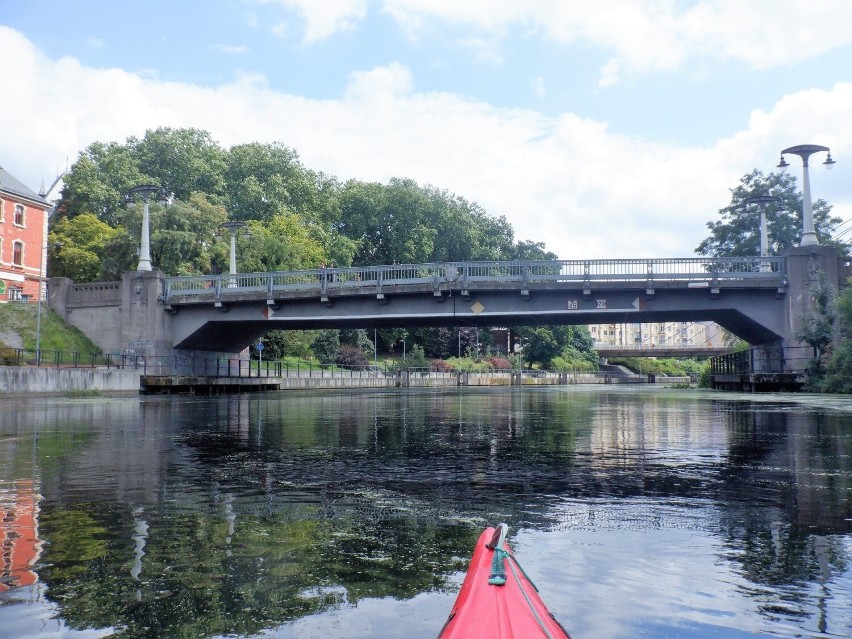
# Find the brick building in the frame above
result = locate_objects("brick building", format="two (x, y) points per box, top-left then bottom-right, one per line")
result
(0, 165), (50, 303)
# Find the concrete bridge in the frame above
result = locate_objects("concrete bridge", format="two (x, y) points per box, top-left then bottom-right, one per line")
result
(48, 246), (849, 373)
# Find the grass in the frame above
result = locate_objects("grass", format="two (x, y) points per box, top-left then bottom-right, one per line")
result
(0, 302), (101, 354)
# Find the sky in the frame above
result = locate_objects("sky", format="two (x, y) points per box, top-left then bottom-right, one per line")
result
(2, 0), (851, 260)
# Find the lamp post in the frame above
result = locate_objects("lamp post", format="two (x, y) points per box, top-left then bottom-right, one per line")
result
(34, 240), (62, 360)
(125, 185), (169, 271)
(744, 195), (781, 270)
(777, 145), (835, 247)
(217, 220), (249, 286)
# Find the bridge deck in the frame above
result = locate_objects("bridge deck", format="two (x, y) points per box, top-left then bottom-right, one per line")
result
(164, 257), (785, 305)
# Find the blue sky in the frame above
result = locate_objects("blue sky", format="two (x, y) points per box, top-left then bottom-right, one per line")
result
(2, 0), (851, 259)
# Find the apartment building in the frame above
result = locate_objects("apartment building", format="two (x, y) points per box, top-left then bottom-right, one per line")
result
(0, 165), (50, 303)
(589, 321), (728, 349)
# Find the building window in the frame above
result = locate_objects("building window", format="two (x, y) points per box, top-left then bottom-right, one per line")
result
(12, 241), (23, 266)
(0, 198), (5, 222)
(14, 204), (25, 226)
(8, 287), (24, 301)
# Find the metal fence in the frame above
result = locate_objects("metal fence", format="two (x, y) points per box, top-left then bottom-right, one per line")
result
(709, 345), (815, 375)
(2, 348), (689, 385)
(163, 257), (786, 303)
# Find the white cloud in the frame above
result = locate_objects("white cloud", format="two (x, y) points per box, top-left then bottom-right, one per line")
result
(212, 44), (249, 55)
(381, 1), (852, 85)
(258, 0), (368, 43)
(1, 26), (850, 262)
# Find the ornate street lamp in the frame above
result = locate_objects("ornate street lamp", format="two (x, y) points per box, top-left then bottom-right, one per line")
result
(777, 145), (835, 247)
(125, 185), (169, 271)
(744, 195), (781, 269)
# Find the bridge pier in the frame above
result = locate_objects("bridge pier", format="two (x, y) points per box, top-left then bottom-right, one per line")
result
(780, 245), (846, 351)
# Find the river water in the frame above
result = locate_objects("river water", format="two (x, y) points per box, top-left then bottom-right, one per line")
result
(1, 387), (850, 639)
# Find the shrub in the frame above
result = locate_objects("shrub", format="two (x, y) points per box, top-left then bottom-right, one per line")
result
(431, 359), (454, 372)
(0, 347), (20, 365)
(487, 357), (512, 370)
(335, 345), (369, 369)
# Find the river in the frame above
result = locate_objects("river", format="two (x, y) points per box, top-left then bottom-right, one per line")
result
(1, 386), (850, 639)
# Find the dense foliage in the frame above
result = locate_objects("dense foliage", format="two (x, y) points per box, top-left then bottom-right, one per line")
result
(797, 275), (852, 393)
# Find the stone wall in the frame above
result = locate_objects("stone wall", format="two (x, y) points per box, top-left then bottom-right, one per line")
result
(0, 367), (141, 393)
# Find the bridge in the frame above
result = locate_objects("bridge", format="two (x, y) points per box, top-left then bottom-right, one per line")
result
(159, 256), (789, 350)
(47, 245), (849, 376)
(594, 344), (730, 358)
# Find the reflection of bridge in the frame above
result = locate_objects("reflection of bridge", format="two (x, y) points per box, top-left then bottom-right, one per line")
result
(47, 246), (849, 375)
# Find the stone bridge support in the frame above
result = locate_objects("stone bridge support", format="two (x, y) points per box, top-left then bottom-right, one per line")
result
(49, 270), (175, 357)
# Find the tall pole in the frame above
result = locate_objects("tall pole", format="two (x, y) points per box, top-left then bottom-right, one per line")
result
(139, 194), (152, 271)
(126, 185), (168, 271)
(218, 221), (248, 287)
(744, 195), (781, 271)
(34, 240), (46, 358)
(777, 145), (835, 247)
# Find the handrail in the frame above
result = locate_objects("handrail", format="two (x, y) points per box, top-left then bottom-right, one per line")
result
(163, 257), (786, 303)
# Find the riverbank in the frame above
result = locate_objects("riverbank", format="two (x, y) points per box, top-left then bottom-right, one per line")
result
(1, 366), (689, 395)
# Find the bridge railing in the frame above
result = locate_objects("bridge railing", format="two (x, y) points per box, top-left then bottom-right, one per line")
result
(163, 257), (785, 302)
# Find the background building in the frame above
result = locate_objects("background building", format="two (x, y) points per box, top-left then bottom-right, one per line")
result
(0, 165), (50, 303)
(589, 321), (729, 350)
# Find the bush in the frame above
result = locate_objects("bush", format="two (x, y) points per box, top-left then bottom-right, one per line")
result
(697, 362), (712, 388)
(405, 345), (429, 369)
(335, 345), (369, 369)
(431, 359), (454, 372)
(487, 357), (512, 370)
(0, 347), (20, 365)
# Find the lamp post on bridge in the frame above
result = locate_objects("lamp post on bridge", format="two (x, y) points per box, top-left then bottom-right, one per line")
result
(217, 220), (249, 286)
(125, 185), (170, 271)
(776, 145), (835, 247)
(744, 195), (781, 270)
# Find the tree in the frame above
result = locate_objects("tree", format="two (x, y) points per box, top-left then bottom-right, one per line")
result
(509, 240), (558, 261)
(57, 142), (149, 225)
(131, 127), (227, 200)
(224, 142), (325, 222)
(696, 170), (847, 257)
(340, 329), (374, 354)
(48, 213), (118, 282)
(821, 284), (852, 393)
(101, 193), (229, 277)
(796, 273), (836, 390)
(311, 330), (340, 366)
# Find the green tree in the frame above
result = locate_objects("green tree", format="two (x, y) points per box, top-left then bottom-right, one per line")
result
(224, 142), (322, 222)
(696, 170), (847, 256)
(57, 141), (149, 225)
(48, 213), (118, 282)
(311, 330), (340, 366)
(340, 329), (374, 354)
(131, 127), (227, 200)
(822, 284), (852, 393)
(796, 273), (836, 390)
(509, 240), (558, 261)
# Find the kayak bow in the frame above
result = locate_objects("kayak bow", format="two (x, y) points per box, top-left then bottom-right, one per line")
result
(438, 524), (571, 639)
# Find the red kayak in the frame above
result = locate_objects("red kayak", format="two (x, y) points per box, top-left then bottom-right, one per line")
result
(437, 524), (572, 639)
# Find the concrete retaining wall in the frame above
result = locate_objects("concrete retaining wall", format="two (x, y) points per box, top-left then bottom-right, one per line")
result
(0, 367), (141, 394)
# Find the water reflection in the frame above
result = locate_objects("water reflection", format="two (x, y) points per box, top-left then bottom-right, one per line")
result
(0, 389), (850, 638)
